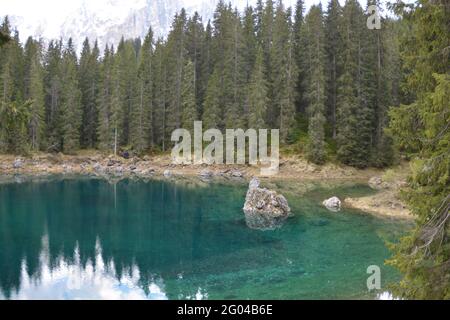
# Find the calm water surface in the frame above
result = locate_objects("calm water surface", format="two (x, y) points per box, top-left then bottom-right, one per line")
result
(0, 176), (409, 300)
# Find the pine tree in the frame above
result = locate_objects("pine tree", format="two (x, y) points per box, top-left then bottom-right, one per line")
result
(0, 16), (11, 61)
(242, 5), (257, 84)
(325, 0), (342, 139)
(79, 38), (100, 148)
(27, 46), (46, 150)
(387, 0), (449, 299)
(185, 12), (204, 110)
(152, 39), (168, 151)
(97, 45), (115, 152)
(304, 5), (327, 164)
(202, 68), (222, 129)
(115, 38), (138, 147)
(181, 60), (197, 131)
(0, 24), (28, 153)
(44, 40), (63, 152)
(131, 28), (153, 154)
(165, 10), (187, 138)
(247, 46), (268, 130)
(293, 0), (307, 114)
(224, 8), (246, 129)
(271, 1), (298, 142)
(336, 0), (373, 168)
(0, 100), (32, 154)
(60, 39), (82, 153)
(199, 21), (213, 118)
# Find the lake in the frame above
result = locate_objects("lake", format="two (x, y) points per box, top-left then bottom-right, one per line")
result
(0, 176), (409, 300)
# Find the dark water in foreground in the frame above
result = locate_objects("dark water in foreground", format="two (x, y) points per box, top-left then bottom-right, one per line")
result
(0, 176), (409, 300)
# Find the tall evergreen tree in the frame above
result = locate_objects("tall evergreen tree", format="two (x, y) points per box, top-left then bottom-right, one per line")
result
(44, 40), (63, 151)
(152, 38), (168, 151)
(60, 39), (82, 153)
(271, 1), (298, 142)
(165, 10), (187, 138)
(79, 38), (100, 148)
(27, 43), (45, 150)
(247, 46), (268, 129)
(185, 12), (204, 110)
(131, 28), (154, 153)
(325, 0), (342, 139)
(387, 0), (449, 299)
(336, 0), (373, 168)
(97, 45), (116, 152)
(115, 38), (138, 147)
(293, 0), (307, 114)
(181, 60), (197, 131)
(202, 68), (222, 129)
(304, 5), (327, 164)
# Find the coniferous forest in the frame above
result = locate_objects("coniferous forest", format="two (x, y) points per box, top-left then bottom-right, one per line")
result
(0, 0), (402, 168)
(0, 0), (449, 299)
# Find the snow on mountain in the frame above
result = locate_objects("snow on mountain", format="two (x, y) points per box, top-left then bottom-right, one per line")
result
(3, 0), (300, 52)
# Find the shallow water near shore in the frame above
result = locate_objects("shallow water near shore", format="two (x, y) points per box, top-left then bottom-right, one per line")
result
(0, 176), (410, 300)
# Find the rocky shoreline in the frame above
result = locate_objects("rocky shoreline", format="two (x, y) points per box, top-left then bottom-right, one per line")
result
(0, 153), (412, 219)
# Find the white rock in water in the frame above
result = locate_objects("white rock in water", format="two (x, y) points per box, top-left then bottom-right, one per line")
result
(249, 177), (260, 190)
(163, 170), (171, 178)
(199, 169), (213, 178)
(231, 170), (243, 178)
(323, 197), (341, 212)
(13, 158), (23, 169)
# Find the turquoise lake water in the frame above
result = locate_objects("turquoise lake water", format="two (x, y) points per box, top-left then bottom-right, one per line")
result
(0, 176), (410, 300)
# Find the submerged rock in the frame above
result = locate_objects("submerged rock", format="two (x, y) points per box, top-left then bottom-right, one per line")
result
(231, 170), (244, 178)
(368, 176), (390, 190)
(323, 197), (341, 212)
(199, 169), (213, 178)
(243, 178), (291, 230)
(13, 158), (24, 169)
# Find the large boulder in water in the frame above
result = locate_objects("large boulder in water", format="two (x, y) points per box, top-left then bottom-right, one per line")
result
(243, 178), (291, 230)
(322, 197), (341, 212)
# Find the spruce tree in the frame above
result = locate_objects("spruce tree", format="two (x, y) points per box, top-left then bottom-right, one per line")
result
(304, 5), (327, 164)
(115, 38), (138, 147)
(181, 60), (197, 132)
(152, 39), (168, 151)
(247, 46), (268, 130)
(97, 45), (115, 152)
(325, 0), (342, 139)
(185, 13), (204, 110)
(293, 0), (307, 114)
(271, 1), (298, 142)
(79, 38), (100, 149)
(44, 40), (63, 152)
(387, 0), (449, 299)
(60, 39), (82, 153)
(28, 47), (46, 150)
(165, 10), (187, 138)
(202, 68), (222, 129)
(336, 0), (373, 168)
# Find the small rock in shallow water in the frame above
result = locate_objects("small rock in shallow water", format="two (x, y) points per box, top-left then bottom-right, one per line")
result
(199, 169), (213, 178)
(323, 197), (341, 212)
(13, 158), (23, 169)
(231, 170), (244, 178)
(163, 170), (171, 178)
